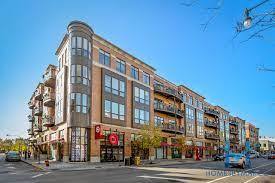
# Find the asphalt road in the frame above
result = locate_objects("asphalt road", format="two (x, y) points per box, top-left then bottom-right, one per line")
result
(0, 154), (275, 183)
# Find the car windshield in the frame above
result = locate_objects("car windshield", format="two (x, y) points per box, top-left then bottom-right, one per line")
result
(228, 154), (243, 158)
(8, 152), (19, 156)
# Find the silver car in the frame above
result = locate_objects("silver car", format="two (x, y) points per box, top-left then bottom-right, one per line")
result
(5, 151), (21, 162)
(227, 153), (246, 169)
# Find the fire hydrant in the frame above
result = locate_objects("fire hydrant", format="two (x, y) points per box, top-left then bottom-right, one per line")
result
(45, 160), (49, 167)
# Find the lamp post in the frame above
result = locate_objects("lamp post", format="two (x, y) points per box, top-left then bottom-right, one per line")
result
(243, 0), (271, 29)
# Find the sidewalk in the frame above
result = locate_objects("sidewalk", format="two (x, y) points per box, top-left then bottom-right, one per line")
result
(21, 158), (125, 171)
(141, 158), (212, 167)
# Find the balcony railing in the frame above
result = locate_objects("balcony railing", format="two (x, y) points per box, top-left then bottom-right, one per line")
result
(43, 69), (56, 88)
(205, 132), (220, 140)
(33, 123), (42, 132)
(229, 121), (238, 126)
(43, 92), (55, 107)
(27, 128), (34, 135)
(230, 128), (239, 134)
(42, 115), (55, 127)
(34, 90), (43, 100)
(28, 100), (35, 109)
(204, 107), (220, 117)
(34, 106), (43, 116)
(28, 115), (34, 122)
(154, 101), (184, 118)
(204, 119), (219, 128)
(230, 138), (240, 144)
(162, 123), (185, 134)
(154, 83), (183, 103)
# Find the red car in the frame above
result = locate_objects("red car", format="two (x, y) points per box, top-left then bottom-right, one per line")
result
(268, 153), (275, 159)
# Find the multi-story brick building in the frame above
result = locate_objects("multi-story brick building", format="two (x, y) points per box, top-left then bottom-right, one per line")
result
(245, 122), (260, 150)
(27, 21), (258, 162)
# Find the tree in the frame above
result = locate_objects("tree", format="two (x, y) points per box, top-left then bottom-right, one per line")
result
(137, 124), (162, 161)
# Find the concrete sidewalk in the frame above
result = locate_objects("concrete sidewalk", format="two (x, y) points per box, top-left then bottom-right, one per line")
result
(21, 158), (125, 171)
(141, 158), (212, 167)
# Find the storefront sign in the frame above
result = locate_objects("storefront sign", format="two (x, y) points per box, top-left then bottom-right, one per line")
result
(95, 125), (103, 139)
(109, 133), (119, 145)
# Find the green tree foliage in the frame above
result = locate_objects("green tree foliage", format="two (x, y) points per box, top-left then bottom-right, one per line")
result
(138, 124), (162, 149)
(0, 138), (28, 152)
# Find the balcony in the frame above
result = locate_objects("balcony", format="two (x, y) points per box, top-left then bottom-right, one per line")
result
(43, 92), (55, 107)
(43, 66), (56, 88)
(27, 128), (34, 135)
(204, 119), (219, 128)
(154, 83), (183, 103)
(28, 115), (34, 122)
(42, 115), (55, 127)
(205, 132), (220, 140)
(154, 101), (184, 118)
(230, 121), (238, 126)
(28, 100), (35, 109)
(230, 128), (239, 134)
(204, 107), (220, 117)
(230, 138), (240, 144)
(161, 123), (185, 134)
(34, 90), (43, 101)
(34, 106), (43, 116)
(33, 123), (42, 132)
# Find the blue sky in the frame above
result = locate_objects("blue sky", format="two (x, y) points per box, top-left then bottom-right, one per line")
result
(0, 0), (274, 139)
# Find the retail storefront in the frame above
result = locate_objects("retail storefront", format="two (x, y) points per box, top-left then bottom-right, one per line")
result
(100, 130), (124, 162)
(185, 140), (194, 158)
(195, 141), (203, 158)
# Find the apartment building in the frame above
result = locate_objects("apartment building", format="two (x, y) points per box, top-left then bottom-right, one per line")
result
(27, 21), (258, 162)
(245, 122), (260, 150)
(259, 136), (275, 152)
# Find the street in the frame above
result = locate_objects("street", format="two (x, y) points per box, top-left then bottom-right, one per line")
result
(1, 155), (275, 183)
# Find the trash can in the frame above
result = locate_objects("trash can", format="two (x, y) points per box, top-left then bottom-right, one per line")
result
(134, 156), (140, 166)
(124, 158), (130, 166)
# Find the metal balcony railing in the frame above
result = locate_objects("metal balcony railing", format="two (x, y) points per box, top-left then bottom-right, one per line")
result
(162, 123), (185, 134)
(205, 132), (220, 140)
(42, 115), (55, 127)
(204, 107), (220, 117)
(33, 123), (42, 132)
(43, 69), (56, 87)
(34, 106), (43, 116)
(230, 128), (239, 134)
(154, 83), (183, 103)
(43, 92), (55, 107)
(154, 101), (184, 118)
(28, 115), (34, 122)
(204, 119), (219, 128)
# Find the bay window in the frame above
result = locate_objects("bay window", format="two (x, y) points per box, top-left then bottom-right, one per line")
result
(104, 100), (125, 120)
(104, 75), (125, 97)
(71, 36), (91, 59)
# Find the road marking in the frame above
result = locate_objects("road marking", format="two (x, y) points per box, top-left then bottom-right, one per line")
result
(206, 161), (275, 183)
(243, 169), (273, 183)
(9, 172), (16, 175)
(32, 173), (44, 178)
(138, 175), (186, 182)
(7, 166), (16, 169)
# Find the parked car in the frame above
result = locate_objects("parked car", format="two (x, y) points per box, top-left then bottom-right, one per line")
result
(5, 151), (21, 162)
(225, 153), (246, 169)
(249, 150), (259, 159)
(213, 154), (225, 161)
(268, 152), (275, 159)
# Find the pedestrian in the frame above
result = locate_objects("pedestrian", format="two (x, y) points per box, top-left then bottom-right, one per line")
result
(24, 151), (27, 160)
(28, 151), (31, 159)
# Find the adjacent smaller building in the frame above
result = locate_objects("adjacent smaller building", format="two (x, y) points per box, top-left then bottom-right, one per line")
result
(259, 136), (275, 152)
(245, 122), (260, 151)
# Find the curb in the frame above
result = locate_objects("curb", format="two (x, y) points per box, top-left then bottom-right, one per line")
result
(21, 160), (44, 171)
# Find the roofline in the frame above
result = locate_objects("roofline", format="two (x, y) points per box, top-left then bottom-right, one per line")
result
(94, 34), (156, 71)
(215, 105), (230, 113)
(55, 34), (69, 55)
(179, 84), (205, 99)
(155, 74), (178, 87)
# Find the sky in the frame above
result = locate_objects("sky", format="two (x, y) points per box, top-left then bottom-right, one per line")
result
(0, 0), (274, 139)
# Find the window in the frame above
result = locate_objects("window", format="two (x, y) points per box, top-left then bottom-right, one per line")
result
(182, 93), (187, 102)
(187, 123), (194, 134)
(104, 100), (125, 120)
(104, 75), (125, 97)
(71, 65), (90, 85)
(142, 72), (150, 85)
(71, 36), (91, 58)
(186, 106), (195, 120)
(197, 126), (204, 136)
(71, 93), (89, 114)
(50, 133), (56, 141)
(168, 120), (176, 128)
(134, 87), (150, 105)
(198, 101), (203, 109)
(197, 111), (203, 124)
(134, 108), (149, 124)
(188, 95), (193, 105)
(99, 49), (110, 66)
(131, 65), (139, 80)
(154, 116), (164, 127)
(116, 59), (126, 74)
(195, 99), (199, 107)
(59, 130), (64, 139)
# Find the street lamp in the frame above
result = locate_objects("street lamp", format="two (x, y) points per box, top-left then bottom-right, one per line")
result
(243, 8), (252, 29)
